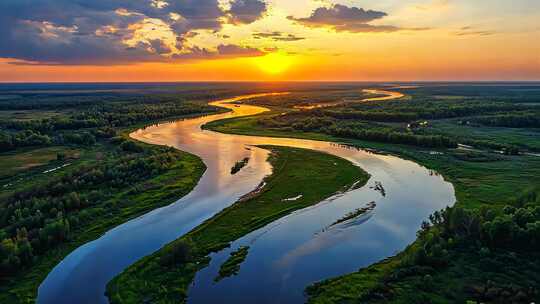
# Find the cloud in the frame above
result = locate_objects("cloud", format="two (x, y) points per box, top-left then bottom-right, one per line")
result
(253, 31), (306, 41)
(227, 0), (268, 25)
(289, 4), (387, 26)
(148, 39), (172, 54)
(172, 44), (264, 60)
(0, 0), (266, 65)
(454, 26), (496, 37)
(217, 44), (265, 56)
(288, 4), (424, 33)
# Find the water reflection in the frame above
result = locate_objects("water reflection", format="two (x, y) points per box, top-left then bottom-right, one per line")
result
(38, 92), (454, 304)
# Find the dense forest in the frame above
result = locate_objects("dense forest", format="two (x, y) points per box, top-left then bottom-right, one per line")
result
(259, 113), (458, 148)
(0, 143), (184, 276)
(0, 100), (216, 152)
(310, 187), (540, 303)
(471, 113), (540, 128)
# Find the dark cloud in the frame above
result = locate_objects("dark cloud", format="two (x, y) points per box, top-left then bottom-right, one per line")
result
(289, 4), (386, 26)
(148, 39), (172, 55)
(227, 0), (268, 24)
(253, 31), (305, 41)
(172, 44), (264, 60)
(217, 44), (264, 57)
(288, 4), (423, 33)
(0, 0), (266, 65)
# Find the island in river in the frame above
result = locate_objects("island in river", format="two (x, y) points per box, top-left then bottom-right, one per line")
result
(107, 145), (370, 303)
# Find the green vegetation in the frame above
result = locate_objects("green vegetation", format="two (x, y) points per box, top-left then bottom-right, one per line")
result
(327, 202), (376, 228)
(217, 85), (539, 152)
(207, 86), (540, 209)
(215, 246), (250, 281)
(0, 146), (79, 179)
(2, 83), (539, 303)
(0, 99), (216, 151)
(0, 87), (225, 303)
(0, 110), (61, 122)
(107, 145), (370, 303)
(202, 84), (540, 303)
(230, 157), (250, 175)
(0, 143), (206, 304)
(208, 119), (540, 209)
(307, 187), (540, 304)
(429, 120), (540, 152)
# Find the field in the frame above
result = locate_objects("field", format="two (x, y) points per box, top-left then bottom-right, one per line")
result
(0, 146), (79, 179)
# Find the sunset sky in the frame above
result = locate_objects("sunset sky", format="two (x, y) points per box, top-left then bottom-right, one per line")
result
(0, 0), (539, 82)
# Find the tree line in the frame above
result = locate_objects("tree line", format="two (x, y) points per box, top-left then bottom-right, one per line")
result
(259, 114), (457, 148)
(356, 187), (540, 303)
(0, 100), (216, 152)
(472, 113), (540, 128)
(0, 143), (184, 277)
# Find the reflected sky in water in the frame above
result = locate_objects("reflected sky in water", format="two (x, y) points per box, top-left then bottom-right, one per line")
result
(38, 93), (454, 304)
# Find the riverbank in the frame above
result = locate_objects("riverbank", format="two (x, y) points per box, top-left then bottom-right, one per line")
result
(205, 111), (540, 210)
(0, 141), (206, 304)
(106, 145), (370, 303)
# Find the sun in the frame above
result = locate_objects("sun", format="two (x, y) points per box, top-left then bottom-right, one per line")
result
(255, 53), (293, 75)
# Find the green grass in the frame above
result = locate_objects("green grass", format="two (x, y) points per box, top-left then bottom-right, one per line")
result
(203, 111), (337, 142)
(106, 145), (370, 304)
(0, 110), (63, 121)
(0, 148), (206, 304)
(306, 237), (540, 304)
(0, 146), (79, 179)
(306, 257), (400, 304)
(0, 145), (110, 202)
(430, 120), (540, 151)
(215, 246), (250, 282)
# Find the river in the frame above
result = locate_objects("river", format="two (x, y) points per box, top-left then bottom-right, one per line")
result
(37, 92), (455, 304)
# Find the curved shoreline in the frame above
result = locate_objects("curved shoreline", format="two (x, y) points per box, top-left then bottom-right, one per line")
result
(361, 89), (406, 102)
(38, 90), (455, 304)
(293, 89), (406, 110)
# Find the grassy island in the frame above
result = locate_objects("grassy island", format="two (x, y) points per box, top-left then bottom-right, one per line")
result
(107, 145), (370, 303)
(215, 246), (250, 282)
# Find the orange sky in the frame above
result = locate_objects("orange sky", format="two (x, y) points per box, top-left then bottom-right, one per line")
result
(1, 0), (539, 82)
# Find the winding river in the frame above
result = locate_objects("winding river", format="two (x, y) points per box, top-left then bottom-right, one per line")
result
(38, 91), (455, 304)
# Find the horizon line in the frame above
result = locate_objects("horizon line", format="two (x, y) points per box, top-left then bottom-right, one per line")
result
(1, 80), (540, 84)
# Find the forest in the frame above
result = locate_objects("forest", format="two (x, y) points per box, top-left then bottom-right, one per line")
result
(0, 144), (185, 275)
(308, 187), (540, 303)
(0, 87), (220, 298)
(0, 99), (216, 152)
(259, 114), (458, 148)
(246, 86), (540, 153)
